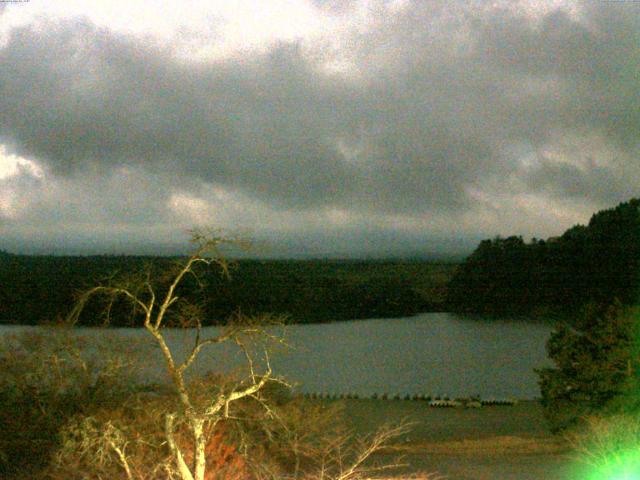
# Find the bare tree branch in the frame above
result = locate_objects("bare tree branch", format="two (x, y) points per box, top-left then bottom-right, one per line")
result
(65, 231), (283, 480)
(177, 329), (237, 374)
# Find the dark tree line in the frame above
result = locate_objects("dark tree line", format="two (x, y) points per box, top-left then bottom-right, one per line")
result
(446, 199), (640, 432)
(447, 198), (640, 316)
(0, 255), (446, 326)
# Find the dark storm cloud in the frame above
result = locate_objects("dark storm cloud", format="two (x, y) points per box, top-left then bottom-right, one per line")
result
(0, 23), (357, 210)
(1, 0), (639, 254)
(469, 2), (640, 204)
(525, 156), (637, 205)
(0, 10), (505, 217)
(476, 4), (640, 152)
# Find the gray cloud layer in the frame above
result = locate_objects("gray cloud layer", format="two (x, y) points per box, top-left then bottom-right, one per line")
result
(1, 1), (639, 255)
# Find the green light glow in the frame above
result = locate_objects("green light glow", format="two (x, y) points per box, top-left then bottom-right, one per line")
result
(567, 410), (640, 480)
(574, 441), (640, 479)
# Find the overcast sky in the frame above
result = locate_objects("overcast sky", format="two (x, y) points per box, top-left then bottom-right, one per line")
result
(0, 0), (638, 257)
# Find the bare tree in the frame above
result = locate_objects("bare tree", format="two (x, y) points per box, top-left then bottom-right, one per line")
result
(67, 231), (285, 480)
(310, 422), (411, 480)
(62, 230), (429, 480)
(247, 399), (415, 480)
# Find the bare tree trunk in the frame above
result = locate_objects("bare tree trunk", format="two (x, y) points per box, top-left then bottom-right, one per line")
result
(193, 418), (207, 480)
(166, 413), (195, 480)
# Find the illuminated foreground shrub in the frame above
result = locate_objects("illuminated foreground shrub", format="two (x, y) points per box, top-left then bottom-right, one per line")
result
(0, 330), (408, 480)
(50, 380), (252, 480)
(567, 414), (640, 479)
(0, 329), (142, 477)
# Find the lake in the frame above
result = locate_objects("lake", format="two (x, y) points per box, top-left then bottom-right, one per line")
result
(0, 313), (555, 399)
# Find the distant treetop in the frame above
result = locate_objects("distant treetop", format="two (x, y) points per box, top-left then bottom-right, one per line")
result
(447, 197), (640, 316)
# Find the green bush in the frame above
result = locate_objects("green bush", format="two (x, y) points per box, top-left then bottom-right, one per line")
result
(537, 302), (640, 433)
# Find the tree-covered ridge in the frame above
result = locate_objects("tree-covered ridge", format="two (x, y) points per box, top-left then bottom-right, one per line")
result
(447, 198), (640, 315)
(0, 256), (454, 326)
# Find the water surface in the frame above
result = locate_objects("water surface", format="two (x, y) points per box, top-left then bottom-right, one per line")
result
(0, 313), (554, 399)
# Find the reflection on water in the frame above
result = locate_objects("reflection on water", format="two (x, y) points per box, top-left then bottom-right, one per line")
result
(0, 313), (554, 399)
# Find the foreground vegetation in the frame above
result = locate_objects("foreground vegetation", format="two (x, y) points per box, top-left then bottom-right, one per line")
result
(0, 233), (411, 480)
(537, 302), (640, 433)
(0, 329), (410, 480)
(536, 302), (640, 477)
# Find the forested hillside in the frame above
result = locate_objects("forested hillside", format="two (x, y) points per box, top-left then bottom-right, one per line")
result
(447, 198), (640, 316)
(0, 255), (454, 326)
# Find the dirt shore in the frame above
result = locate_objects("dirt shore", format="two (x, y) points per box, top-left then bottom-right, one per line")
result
(332, 398), (579, 480)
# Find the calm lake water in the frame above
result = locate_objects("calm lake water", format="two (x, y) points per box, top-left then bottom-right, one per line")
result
(0, 313), (555, 399)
